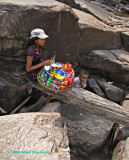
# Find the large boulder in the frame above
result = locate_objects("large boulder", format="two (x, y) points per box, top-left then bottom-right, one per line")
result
(57, 0), (129, 53)
(0, 72), (28, 114)
(0, 56), (24, 73)
(0, 77), (17, 98)
(38, 101), (113, 159)
(61, 103), (113, 159)
(73, 0), (129, 52)
(0, 0), (79, 64)
(87, 78), (105, 97)
(111, 137), (129, 160)
(97, 80), (124, 103)
(0, 113), (70, 160)
(74, 0), (115, 25)
(78, 49), (129, 85)
(72, 8), (121, 55)
(74, 0), (129, 28)
(0, 0), (124, 66)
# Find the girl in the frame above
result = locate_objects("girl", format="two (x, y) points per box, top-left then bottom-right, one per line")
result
(25, 28), (51, 104)
(25, 28), (50, 82)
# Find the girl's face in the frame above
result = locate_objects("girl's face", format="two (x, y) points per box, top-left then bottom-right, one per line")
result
(35, 39), (45, 47)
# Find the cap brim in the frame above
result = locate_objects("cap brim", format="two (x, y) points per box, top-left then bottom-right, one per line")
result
(39, 34), (49, 39)
(30, 34), (49, 39)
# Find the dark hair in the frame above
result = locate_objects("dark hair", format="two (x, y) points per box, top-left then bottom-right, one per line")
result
(26, 37), (40, 49)
(80, 70), (89, 75)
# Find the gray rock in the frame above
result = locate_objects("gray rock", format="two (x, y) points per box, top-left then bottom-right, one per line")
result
(115, 126), (129, 143)
(111, 137), (129, 160)
(92, 1), (115, 12)
(74, 0), (129, 27)
(0, 73), (28, 113)
(39, 102), (61, 113)
(0, 0), (79, 63)
(79, 49), (129, 72)
(18, 95), (46, 113)
(78, 50), (129, 85)
(121, 32), (129, 52)
(0, 113), (70, 160)
(0, 96), (22, 113)
(18, 107), (27, 113)
(0, 77), (17, 98)
(73, 8), (121, 55)
(61, 103), (113, 158)
(125, 88), (129, 99)
(0, 0), (127, 66)
(97, 80), (124, 103)
(122, 100), (129, 109)
(0, 56), (25, 73)
(56, 0), (76, 6)
(38, 101), (113, 159)
(72, 0), (129, 52)
(116, 3), (129, 13)
(87, 78), (105, 97)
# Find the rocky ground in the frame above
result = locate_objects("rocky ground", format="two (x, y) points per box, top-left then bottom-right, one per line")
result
(0, 112), (70, 160)
(0, 0), (129, 159)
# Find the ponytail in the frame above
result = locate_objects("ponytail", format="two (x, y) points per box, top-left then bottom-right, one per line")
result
(25, 37), (40, 49)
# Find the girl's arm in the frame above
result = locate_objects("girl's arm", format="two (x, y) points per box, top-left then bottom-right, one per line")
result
(26, 56), (50, 72)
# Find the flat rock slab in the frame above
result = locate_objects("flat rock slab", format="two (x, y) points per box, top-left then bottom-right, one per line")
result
(73, 8), (112, 30)
(75, 0), (129, 27)
(78, 49), (129, 85)
(0, 113), (70, 160)
(73, 0), (129, 51)
(72, 8), (121, 54)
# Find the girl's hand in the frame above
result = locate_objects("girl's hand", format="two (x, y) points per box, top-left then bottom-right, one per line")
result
(42, 60), (51, 66)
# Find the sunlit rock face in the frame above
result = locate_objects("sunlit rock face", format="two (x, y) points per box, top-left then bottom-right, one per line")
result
(0, 112), (70, 160)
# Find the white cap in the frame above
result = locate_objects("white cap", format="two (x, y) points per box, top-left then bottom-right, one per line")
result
(30, 28), (49, 39)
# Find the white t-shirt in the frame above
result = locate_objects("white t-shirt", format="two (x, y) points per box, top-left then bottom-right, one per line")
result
(74, 77), (87, 88)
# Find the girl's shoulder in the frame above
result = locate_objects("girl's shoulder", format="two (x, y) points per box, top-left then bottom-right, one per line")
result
(25, 46), (36, 56)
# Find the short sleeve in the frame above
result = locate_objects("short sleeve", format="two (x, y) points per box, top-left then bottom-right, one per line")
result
(25, 47), (35, 57)
(74, 77), (80, 86)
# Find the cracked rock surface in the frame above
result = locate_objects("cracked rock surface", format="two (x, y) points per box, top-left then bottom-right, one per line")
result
(0, 112), (70, 160)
